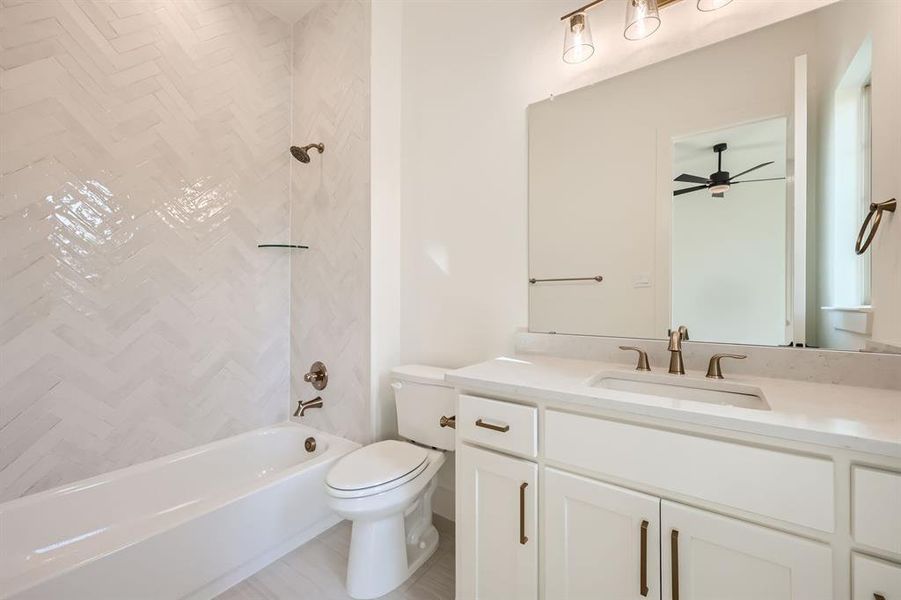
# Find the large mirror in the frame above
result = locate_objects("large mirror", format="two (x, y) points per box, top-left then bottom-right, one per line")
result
(528, 0), (900, 353)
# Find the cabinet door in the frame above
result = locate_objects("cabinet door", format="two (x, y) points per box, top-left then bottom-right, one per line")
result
(853, 553), (901, 600)
(458, 444), (537, 600)
(545, 468), (661, 600)
(661, 501), (831, 600)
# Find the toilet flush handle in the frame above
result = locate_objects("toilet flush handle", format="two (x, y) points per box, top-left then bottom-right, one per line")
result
(439, 415), (456, 429)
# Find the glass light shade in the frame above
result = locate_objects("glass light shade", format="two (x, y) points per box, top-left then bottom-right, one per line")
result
(563, 13), (595, 64)
(697, 0), (733, 11)
(710, 184), (730, 195)
(624, 0), (661, 41)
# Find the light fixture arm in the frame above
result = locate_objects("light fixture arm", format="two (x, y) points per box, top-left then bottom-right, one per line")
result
(561, 0), (606, 22)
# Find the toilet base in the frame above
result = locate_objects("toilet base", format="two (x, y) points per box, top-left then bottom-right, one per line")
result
(344, 479), (440, 599)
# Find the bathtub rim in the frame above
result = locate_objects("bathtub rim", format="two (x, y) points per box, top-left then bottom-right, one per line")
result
(1, 421), (359, 599)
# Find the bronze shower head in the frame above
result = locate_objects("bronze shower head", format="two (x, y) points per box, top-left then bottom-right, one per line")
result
(290, 143), (324, 163)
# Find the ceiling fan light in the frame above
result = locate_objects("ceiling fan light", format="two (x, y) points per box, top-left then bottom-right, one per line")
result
(710, 183), (730, 195)
(697, 0), (733, 12)
(563, 13), (595, 64)
(624, 0), (661, 41)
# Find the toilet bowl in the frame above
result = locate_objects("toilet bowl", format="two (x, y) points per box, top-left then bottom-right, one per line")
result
(326, 366), (455, 600)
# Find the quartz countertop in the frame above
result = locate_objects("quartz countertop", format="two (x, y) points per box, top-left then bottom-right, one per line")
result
(445, 354), (901, 459)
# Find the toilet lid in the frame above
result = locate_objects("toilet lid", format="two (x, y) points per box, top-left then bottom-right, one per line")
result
(327, 440), (429, 491)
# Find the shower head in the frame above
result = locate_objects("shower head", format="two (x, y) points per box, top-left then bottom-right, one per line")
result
(290, 143), (325, 163)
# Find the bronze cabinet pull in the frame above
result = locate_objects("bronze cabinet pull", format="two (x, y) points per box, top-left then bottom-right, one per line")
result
(640, 520), (649, 597)
(671, 529), (680, 600)
(856, 198), (896, 255)
(476, 418), (510, 433)
(519, 482), (529, 545)
(874, 595), (886, 600)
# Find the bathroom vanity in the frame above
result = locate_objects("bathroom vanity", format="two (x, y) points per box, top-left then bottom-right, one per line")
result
(456, 1), (901, 597)
(449, 354), (901, 600)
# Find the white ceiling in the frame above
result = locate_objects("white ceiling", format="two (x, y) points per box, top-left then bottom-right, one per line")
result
(250, 0), (322, 24)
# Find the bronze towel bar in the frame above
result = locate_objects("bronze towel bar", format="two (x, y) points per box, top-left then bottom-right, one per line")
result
(529, 275), (603, 284)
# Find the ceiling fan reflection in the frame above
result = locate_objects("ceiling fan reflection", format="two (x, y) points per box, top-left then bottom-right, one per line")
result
(673, 142), (785, 198)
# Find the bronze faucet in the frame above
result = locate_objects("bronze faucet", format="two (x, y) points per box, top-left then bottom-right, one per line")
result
(294, 396), (323, 417)
(667, 326), (688, 375)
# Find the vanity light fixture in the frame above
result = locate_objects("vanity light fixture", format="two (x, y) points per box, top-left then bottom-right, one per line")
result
(561, 0), (733, 63)
(624, 0), (661, 41)
(562, 2), (600, 64)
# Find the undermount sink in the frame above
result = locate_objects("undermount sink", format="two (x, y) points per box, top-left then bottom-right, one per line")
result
(589, 372), (770, 411)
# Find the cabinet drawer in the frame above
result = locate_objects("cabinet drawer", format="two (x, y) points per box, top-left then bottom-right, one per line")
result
(853, 554), (901, 600)
(458, 395), (537, 457)
(545, 410), (834, 532)
(853, 466), (901, 555)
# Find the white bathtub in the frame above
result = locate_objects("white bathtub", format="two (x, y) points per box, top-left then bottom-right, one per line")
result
(0, 422), (358, 600)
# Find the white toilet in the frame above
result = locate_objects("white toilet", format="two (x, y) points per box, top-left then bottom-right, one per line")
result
(326, 365), (455, 600)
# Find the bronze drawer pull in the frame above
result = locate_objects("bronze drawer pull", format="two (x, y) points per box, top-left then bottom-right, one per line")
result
(671, 529), (680, 600)
(874, 594), (886, 600)
(476, 418), (510, 433)
(640, 520), (649, 597)
(519, 482), (529, 545)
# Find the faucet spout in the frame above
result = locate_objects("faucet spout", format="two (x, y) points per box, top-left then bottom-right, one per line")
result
(294, 396), (324, 417)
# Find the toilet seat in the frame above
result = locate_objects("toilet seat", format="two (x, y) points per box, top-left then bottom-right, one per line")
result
(327, 440), (430, 499)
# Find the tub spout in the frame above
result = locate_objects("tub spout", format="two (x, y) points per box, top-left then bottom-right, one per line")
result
(294, 396), (324, 417)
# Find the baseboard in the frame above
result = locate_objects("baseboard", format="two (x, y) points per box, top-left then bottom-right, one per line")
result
(433, 484), (455, 522)
(188, 514), (343, 600)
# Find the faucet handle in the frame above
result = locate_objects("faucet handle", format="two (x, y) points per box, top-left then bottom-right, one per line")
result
(619, 346), (651, 372)
(303, 361), (328, 390)
(667, 325), (690, 341)
(705, 354), (747, 379)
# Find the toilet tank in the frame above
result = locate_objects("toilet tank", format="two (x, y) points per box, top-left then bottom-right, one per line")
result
(391, 365), (455, 451)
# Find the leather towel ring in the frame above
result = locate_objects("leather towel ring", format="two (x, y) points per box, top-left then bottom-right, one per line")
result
(855, 198), (896, 255)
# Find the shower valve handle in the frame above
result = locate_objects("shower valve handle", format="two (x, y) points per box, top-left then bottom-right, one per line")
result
(303, 361), (328, 390)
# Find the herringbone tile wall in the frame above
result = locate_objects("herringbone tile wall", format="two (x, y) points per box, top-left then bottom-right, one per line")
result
(0, 0), (293, 501)
(289, 0), (371, 445)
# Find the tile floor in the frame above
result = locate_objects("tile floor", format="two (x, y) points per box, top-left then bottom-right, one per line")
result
(216, 516), (455, 600)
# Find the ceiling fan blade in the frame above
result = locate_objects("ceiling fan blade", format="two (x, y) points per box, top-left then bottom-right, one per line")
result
(730, 177), (786, 184)
(713, 193), (724, 198)
(728, 161), (775, 181)
(674, 173), (709, 184)
(673, 184), (709, 196)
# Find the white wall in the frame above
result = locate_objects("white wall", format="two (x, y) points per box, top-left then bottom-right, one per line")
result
(371, 0), (403, 442)
(398, 0), (837, 368)
(811, 0), (901, 349)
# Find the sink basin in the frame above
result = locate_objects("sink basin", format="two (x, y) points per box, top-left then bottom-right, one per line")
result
(589, 372), (770, 411)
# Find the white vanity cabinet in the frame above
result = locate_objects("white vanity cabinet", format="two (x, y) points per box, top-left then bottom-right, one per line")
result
(544, 468), (661, 599)
(661, 501), (832, 600)
(455, 392), (901, 600)
(457, 443), (538, 600)
(542, 469), (831, 600)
